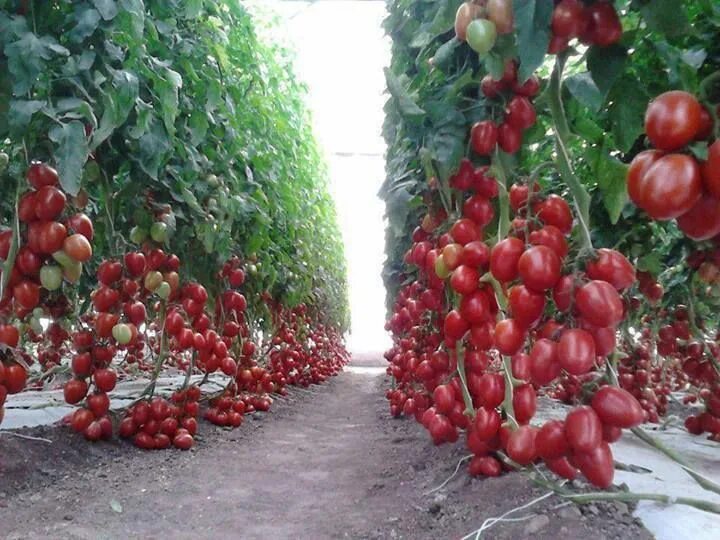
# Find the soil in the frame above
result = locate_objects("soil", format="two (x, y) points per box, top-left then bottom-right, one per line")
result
(0, 353), (653, 540)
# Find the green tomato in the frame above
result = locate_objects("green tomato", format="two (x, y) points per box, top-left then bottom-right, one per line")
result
(112, 323), (132, 345)
(63, 261), (83, 284)
(150, 222), (168, 243)
(130, 226), (148, 244)
(52, 250), (74, 268)
(144, 271), (163, 292)
(156, 281), (171, 300)
(434, 255), (450, 280)
(466, 19), (497, 56)
(30, 317), (43, 334)
(40, 265), (63, 291)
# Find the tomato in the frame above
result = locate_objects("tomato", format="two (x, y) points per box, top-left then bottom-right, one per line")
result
(603, 424), (622, 443)
(16, 246), (42, 276)
(506, 425), (537, 465)
(97, 260), (123, 285)
(459, 289), (490, 324)
(444, 310), (469, 342)
(477, 373), (505, 409)
(512, 75), (540, 98)
(34, 185), (66, 221)
(93, 286), (120, 312)
(530, 338), (561, 385)
(173, 432), (194, 450)
(4, 363), (27, 394)
(64, 378), (89, 405)
(548, 35), (569, 55)
(463, 194), (494, 227)
(450, 218), (482, 245)
(508, 285), (545, 328)
(71, 408), (94, 433)
(64, 233), (92, 262)
(67, 213), (94, 240)
(37, 221), (67, 254)
(0, 324), (20, 347)
(487, 0), (513, 34)
(591, 386), (644, 428)
(466, 19), (497, 56)
(586, 249), (635, 291)
(638, 154), (701, 220)
(575, 280), (624, 328)
(702, 141), (720, 198)
(13, 280), (40, 309)
(528, 225), (568, 259)
(490, 237), (524, 282)
(112, 323), (133, 345)
(584, 2), (622, 47)
(552, 0), (586, 38)
(581, 322), (616, 357)
(450, 265), (480, 295)
(27, 162), (59, 188)
(471, 407), (500, 441)
(536, 420), (570, 460)
(557, 328), (596, 375)
(95, 312), (119, 338)
(40, 265), (63, 291)
(494, 319), (525, 356)
(468, 455), (502, 477)
(450, 158), (474, 190)
(627, 150), (664, 207)
(575, 442), (614, 488)
(546, 456), (578, 480)
(454, 2), (482, 41)
(518, 246), (561, 292)
(534, 195), (573, 233)
(471, 120), (498, 156)
(498, 122), (522, 153)
(0, 229), (12, 260)
(506, 96), (536, 130)
(18, 191), (38, 223)
(565, 406), (602, 453)
(460, 241), (490, 269)
(124, 252), (147, 276)
(677, 194), (720, 241)
(645, 91), (702, 151)
(71, 353), (93, 377)
(94, 368), (117, 392)
(513, 383), (536, 424)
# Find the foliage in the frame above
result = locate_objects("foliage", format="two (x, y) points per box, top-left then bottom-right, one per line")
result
(0, 0), (349, 331)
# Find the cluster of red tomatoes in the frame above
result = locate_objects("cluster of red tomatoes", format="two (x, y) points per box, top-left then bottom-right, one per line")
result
(549, 0), (622, 53)
(119, 391), (199, 450)
(628, 91), (720, 241)
(472, 61), (540, 156)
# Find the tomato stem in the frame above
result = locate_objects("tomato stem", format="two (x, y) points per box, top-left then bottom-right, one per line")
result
(492, 148), (512, 243)
(455, 341), (477, 419)
(0, 185), (22, 301)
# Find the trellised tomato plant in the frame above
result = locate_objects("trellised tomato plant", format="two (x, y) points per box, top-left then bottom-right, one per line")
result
(381, 0), (720, 513)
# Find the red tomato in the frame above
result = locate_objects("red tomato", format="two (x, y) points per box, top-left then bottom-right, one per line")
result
(38, 221), (68, 254)
(551, 0), (587, 38)
(552, 274), (574, 311)
(4, 363), (27, 394)
(591, 386), (645, 428)
(0, 324), (20, 347)
(506, 96), (536, 130)
(575, 280), (624, 328)
(64, 378), (89, 405)
(16, 247), (41, 276)
(463, 194), (494, 227)
(0, 229), (12, 260)
(512, 75), (540, 98)
(546, 456), (578, 480)
(557, 328), (596, 375)
(536, 420), (570, 460)
(645, 91), (702, 151)
(638, 154), (701, 220)
(71, 408), (94, 433)
(513, 383), (536, 424)
(490, 237), (524, 282)
(534, 195), (573, 233)
(627, 149), (664, 207)
(67, 213), (94, 240)
(471, 120), (498, 156)
(18, 192), (38, 223)
(461, 241), (490, 269)
(468, 455), (502, 477)
(530, 338), (560, 385)
(584, 2), (622, 46)
(473, 406), (501, 440)
(459, 289), (490, 324)
(64, 233), (92, 262)
(94, 368), (117, 392)
(506, 425), (537, 465)
(508, 285), (545, 328)
(34, 185), (66, 221)
(518, 246), (562, 292)
(528, 225), (568, 259)
(477, 373), (505, 409)
(450, 265), (480, 295)
(450, 218), (482, 245)
(444, 310), (469, 342)
(13, 280), (40, 309)
(586, 249), (636, 291)
(27, 162), (59, 188)
(702, 141), (720, 198)
(498, 122), (522, 154)
(677, 194), (720, 241)
(494, 319), (525, 356)
(565, 406), (602, 453)
(575, 442), (614, 488)
(511, 353), (532, 381)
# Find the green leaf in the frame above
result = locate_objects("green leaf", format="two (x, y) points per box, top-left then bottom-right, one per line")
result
(608, 77), (647, 153)
(595, 152), (629, 224)
(156, 69), (182, 136)
(70, 7), (102, 43)
(184, 0), (204, 18)
(640, 0), (690, 37)
(587, 44), (627, 98)
(188, 110), (208, 146)
(565, 72), (603, 112)
(8, 100), (44, 131)
(93, 0), (118, 20)
(137, 120), (170, 179)
(513, 0), (553, 83)
(384, 68), (425, 117)
(432, 38), (459, 73)
(48, 121), (89, 196)
(5, 33), (67, 95)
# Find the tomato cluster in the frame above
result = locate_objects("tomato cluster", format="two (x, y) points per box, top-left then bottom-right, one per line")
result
(628, 91), (720, 241)
(549, 0), (622, 53)
(119, 391), (199, 450)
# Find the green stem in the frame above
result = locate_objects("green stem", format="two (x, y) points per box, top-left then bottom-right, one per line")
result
(455, 342), (476, 418)
(548, 53), (593, 251)
(501, 356), (518, 428)
(492, 148), (512, 242)
(0, 186), (21, 302)
(142, 301), (168, 398)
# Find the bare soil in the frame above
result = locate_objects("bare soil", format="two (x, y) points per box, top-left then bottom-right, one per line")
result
(0, 354), (653, 540)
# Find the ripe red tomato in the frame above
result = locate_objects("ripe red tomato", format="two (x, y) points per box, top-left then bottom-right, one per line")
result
(638, 153), (701, 220)
(459, 289), (490, 324)
(71, 408), (94, 433)
(473, 406), (501, 440)
(518, 246), (561, 292)
(552, 0), (586, 38)
(506, 96), (536, 130)
(645, 91), (702, 151)
(64, 378), (89, 404)
(38, 221), (68, 254)
(477, 373), (505, 409)
(534, 195), (573, 233)
(471, 120), (498, 156)
(627, 149), (664, 207)
(536, 420), (570, 460)
(64, 233), (92, 262)
(557, 328), (596, 375)
(575, 280), (624, 328)
(444, 310), (469, 342)
(591, 386), (644, 428)
(67, 213), (94, 240)
(27, 162), (59, 188)
(0, 229), (12, 260)
(490, 237), (524, 282)
(18, 191), (38, 223)
(498, 122), (522, 154)
(586, 249), (636, 291)
(529, 338), (560, 385)
(450, 264), (480, 295)
(450, 218), (482, 245)
(13, 280), (40, 309)
(34, 185), (66, 221)
(94, 368), (117, 392)
(677, 194), (720, 241)
(4, 363), (27, 394)
(494, 318), (525, 356)
(512, 75), (540, 98)
(506, 425), (537, 465)
(124, 252), (147, 276)
(575, 441), (614, 488)
(528, 225), (568, 259)
(463, 194), (494, 227)
(16, 247), (42, 276)
(565, 406), (602, 453)
(584, 2), (622, 46)
(0, 324), (20, 347)
(97, 260), (123, 285)
(460, 240), (490, 269)
(508, 285), (545, 328)
(513, 383), (536, 424)
(702, 141), (720, 198)
(546, 456), (578, 480)
(468, 455), (502, 477)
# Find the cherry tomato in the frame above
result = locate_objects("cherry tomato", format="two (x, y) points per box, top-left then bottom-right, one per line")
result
(64, 233), (93, 262)
(585, 249), (635, 291)
(27, 162), (59, 189)
(490, 237), (524, 282)
(530, 338), (560, 385)
(494, 318), (525, 356)
(627, 150), (663, 207)
(471, 120), (498, 156)
(34, 186), (66, 221)
(534, 195), (573, 233)
(506, 96), (536, 130)
(506, 425), (537, 465)
(701, 141), (720, 198)
(575, 441), (614, 488)
(591, 386), (645, 428)
(498, 122), (522, 153)
(565, 406), (602, 453)
(508, 284), (545, 328)
(638, 153), (701, 220)
(513, 383), (537, 424)
(676, 194), (720, 241)
(557, 328), (596, 375)
(536, 420), (570, 460)
(551, 0), (587, 38)
(575, 280), (624, 328)
(645, 91), (702, 151)
(518, 245), (562, 292)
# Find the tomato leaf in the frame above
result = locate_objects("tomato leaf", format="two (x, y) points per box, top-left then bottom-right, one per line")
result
(92, 0), (119, 21)
(587, 44), (627, 98)
(513, 0), (553, 83)
(7, 100), (44, 132)
(384, 68), (425, 118)
(565, 72), (603, 113)
(638, 0), (690, 37)
(608, 76), (647, 153)
(70, 7), (102, 43)
(48, 121), (89, 196)
(595, 152), (629, 225)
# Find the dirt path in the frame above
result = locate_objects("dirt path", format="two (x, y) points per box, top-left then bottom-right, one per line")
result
(0, 357), (651, 540)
